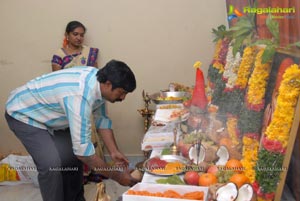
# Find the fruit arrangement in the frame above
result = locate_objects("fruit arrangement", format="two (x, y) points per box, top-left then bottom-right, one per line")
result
(144, 157), (185, 175)
(145, 157), (168, 170)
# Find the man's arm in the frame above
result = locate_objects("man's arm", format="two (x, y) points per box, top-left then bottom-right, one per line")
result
(98, 128), (129, 165)
(77, 154), (137, 186)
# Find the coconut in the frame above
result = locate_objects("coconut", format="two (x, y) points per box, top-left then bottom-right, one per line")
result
(208, 183), (224, 200)
(197, 161), (209, 172)
(202, 141), (218, 163)
(216, 145), (229, 165)
(236, 183), (253, 201)
(216, 182), (238, 201)
(130, 169), (143, 182)
(188, 144), (205, 164)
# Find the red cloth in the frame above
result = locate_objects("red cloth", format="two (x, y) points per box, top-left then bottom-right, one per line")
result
(191, 68), (208, 110)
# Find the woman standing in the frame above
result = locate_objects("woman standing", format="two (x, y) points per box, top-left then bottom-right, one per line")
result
(51, 21), (99, 70)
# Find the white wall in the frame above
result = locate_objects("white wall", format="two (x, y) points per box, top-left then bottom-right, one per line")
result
(0, 0), (227, 156)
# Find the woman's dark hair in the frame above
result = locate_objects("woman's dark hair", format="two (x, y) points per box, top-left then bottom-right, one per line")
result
(96, 60), (136, 92)
(65, 21), (86, 34)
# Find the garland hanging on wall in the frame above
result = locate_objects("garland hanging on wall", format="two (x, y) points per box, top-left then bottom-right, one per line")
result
(254, 64), (300, 201)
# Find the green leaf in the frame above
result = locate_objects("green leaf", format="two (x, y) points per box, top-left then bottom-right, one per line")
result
(266, 15), (279, 43)
(212, 25), (228, 41)
(161, 148), (171, 155)
(262, 45), (276, 64)
(295, 41), (300, 48)
(232, 28), (252, 38)
(156, 175), (185, 185)
(234, 16), (254, 29)
(251, 39), (274, 46)
(156, 178), (168, 184)
(286, 41), (300, 49)
(232, 35), (246, 56)
(243, 32), (254, 45)
(255, 149), (284, 193)
(227, 14), (256, 47)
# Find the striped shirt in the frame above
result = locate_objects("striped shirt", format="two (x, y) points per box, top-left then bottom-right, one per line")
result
(6, 66), (112, 156)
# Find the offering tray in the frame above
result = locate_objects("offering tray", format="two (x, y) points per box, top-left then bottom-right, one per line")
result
(143, 155), (190, 176)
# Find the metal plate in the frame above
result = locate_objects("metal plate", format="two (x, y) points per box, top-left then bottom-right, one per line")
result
(149, 91), (189, 105)
(143, 155), (190, 176)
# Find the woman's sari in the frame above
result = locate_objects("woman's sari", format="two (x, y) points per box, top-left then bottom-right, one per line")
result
(51, 45), (99, 68)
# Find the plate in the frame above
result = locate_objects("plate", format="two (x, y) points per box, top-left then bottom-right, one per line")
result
(153, 108), (190, 123)
(143, 155), (190, 176)
(149, 91), (190, 104)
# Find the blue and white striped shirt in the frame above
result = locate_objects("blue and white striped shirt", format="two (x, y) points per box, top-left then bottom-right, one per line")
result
(6, 66), (112, 156)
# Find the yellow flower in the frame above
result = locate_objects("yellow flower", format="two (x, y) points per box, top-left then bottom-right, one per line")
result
(193, 61), (202, 69)
(241, 136), (259, 183)
(226, 116), (239, 145)
(212, 39), (222, 62)
(265, 64), (300, 147)
(213, 62), (224, 72)
(235, 46), (257, 89)
(246, 48), (271, 106)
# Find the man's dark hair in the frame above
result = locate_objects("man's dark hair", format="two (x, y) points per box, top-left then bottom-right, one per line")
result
(96, 60), (136, 92)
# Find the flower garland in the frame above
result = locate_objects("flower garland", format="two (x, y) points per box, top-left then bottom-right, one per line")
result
(211, 39), (222, 66)
(223, 45), (242, 91)
(238, 47), (272, 135)
(213, 38), (230, 73)
(238, 48), (272, 194)
(208, 39), (223, 90)
(254, 149), (284, 201)
(254, 64), (300, 200)
(245, 47), (272, 111)
(241, 134), (259, 183)
(222, 44), (234, 82)
(226, 115), (240, 146)
(246, 48), (272, 110)
(209, 38), (231, 107)
(264, 64), (300, 148)
(235, 46), (257, 90)
(217, 46), (256, 116)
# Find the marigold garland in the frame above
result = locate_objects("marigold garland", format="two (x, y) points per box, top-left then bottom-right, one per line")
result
(226, 115), (240, 146)
(254, 64), (300, 200)
(246, 47), (272, 111)
(235, 46), (257, 89)
(264, 64), (300, 148)
(211, 39), (222, 66)
(241, 135), (259, 183)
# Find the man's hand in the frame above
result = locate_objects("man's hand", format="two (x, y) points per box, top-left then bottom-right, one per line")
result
(99, 129), (129, 167)
(115, 169), (139, 187)
(111, 151), (129, 167)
